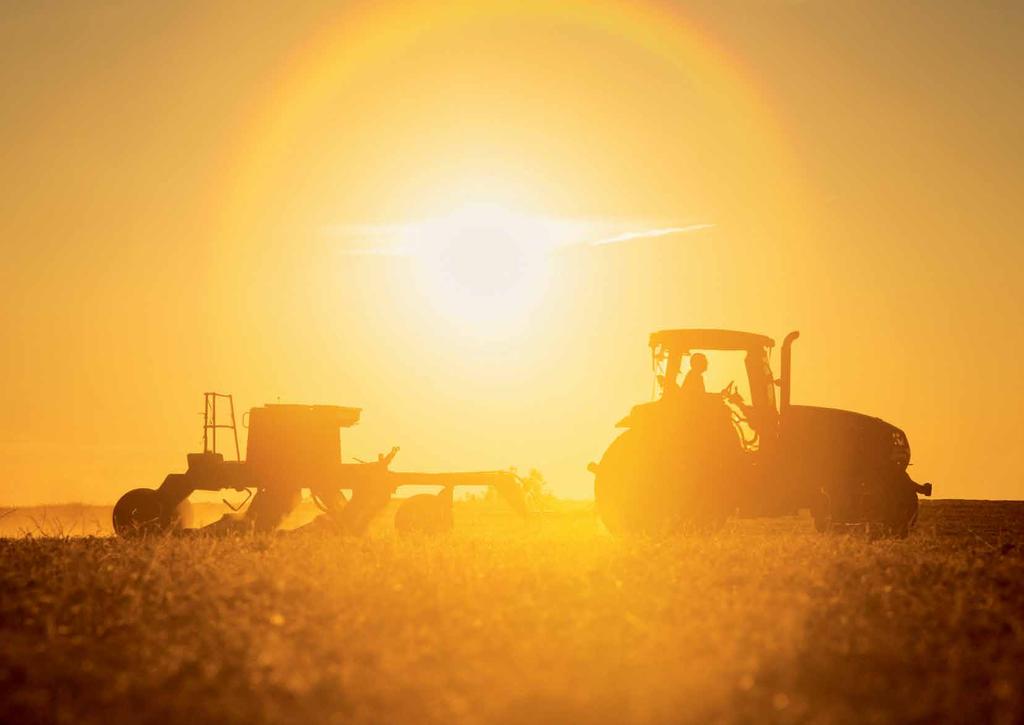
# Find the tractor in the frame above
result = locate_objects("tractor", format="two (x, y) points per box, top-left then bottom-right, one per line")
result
(590, 329), (933, 536)
(112, 393), (528, 537)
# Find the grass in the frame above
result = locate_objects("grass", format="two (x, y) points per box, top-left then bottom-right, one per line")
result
(1, 500), (1022, 723)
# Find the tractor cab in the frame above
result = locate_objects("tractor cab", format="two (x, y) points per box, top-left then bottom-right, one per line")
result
(641, 329), (800, 450)
(652, 330), (776, 404)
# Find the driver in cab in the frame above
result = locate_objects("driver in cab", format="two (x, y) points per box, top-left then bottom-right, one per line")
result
(679, 353), (750, 412)
(680, 352), (708, 397)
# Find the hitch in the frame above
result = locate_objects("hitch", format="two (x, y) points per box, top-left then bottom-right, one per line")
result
(222, 488), (253, 512)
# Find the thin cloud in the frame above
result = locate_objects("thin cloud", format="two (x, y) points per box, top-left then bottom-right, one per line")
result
(324, 216), (715, 257)
(321, 223), (408, 239)
(338, 247), (411, 257)
(588, 223), (715, 247)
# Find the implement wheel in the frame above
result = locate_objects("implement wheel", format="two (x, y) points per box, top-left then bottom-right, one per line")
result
(172, 498), (194, 529)
(395, 493), (453, 535)
(594, 424), (738, 536)
(113, 488), (166, 538)
(113, 488), (193, 538)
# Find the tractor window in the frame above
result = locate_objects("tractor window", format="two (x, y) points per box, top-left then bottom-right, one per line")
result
(676, 350), (752, 404)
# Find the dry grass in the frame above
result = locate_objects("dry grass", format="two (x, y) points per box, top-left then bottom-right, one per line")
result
(1, 500), (1022, 724)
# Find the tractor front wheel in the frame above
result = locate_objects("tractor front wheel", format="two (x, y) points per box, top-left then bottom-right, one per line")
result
(811, 489), (832, 533)
(827, 469), (920, 538)
(878, 474), (919, 538)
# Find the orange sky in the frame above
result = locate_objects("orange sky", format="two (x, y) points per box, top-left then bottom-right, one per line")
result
(2, 1), (1022, 505)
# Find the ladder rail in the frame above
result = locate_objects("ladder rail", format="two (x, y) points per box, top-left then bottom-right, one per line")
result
(202, 392), (241, 461)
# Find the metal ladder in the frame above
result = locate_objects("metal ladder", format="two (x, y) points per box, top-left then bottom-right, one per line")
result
(203, 392), (240, 461)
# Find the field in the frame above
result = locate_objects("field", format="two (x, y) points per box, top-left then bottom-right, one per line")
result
(1, 500), (1023, 724)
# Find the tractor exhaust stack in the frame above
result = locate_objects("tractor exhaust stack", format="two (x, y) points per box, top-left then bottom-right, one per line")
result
(780, 330), (800, 413)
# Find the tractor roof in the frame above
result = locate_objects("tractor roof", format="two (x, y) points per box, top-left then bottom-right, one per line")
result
(649, 328), (775, 353)
(261, 403), (362, 428)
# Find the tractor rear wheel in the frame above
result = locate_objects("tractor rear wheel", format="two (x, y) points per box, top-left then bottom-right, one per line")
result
(594, 426), (738, 535)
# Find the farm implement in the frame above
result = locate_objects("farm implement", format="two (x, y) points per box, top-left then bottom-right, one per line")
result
(113, 393), (528, 537)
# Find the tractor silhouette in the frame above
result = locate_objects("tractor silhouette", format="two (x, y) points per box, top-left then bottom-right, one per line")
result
(590, 329), (932, 536)
(112, 394), (527, 537)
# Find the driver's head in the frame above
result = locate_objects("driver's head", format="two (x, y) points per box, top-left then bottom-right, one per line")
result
(690, 353), (708, 374)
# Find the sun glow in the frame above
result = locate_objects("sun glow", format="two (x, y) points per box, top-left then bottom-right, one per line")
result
(405, 203), (556, 332)
(329, 200), (718, 336)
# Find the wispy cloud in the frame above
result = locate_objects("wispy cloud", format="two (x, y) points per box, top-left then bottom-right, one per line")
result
(321, 223), (408, 239)
(324, 215), (715, 257)
(338, 247), (410, 256)
(588, 223), (715, 246)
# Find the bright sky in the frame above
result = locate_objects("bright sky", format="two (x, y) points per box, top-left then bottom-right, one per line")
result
(2, 1), (1022, 505)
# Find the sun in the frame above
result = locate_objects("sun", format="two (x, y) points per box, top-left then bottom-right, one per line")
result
(406, 203), (556, 334)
